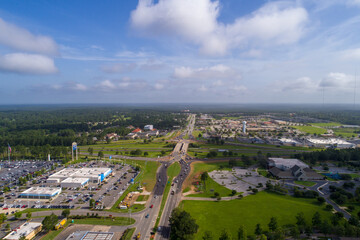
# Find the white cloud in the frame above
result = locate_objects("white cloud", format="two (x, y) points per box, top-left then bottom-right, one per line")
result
(280, 77), (318, 92)
(199, 85), (208, 92)
(0, 53), (57, 74)
(98, 80), (116, 89)
(173, 64), (239, 80)
(232, 85), (247, 92)
(72, 83), (87, 91)
(90, 45), (105, 50)
(154, 83), (164, 90)
(347, 0), (360, 6)
(101, 63), (137, 73)
(320, 72), (355, 88)
(341, 48), (360, 60)
(0, 18), (58, 55)
(116, 50), (154, 58)
(130, 0), (308, 56)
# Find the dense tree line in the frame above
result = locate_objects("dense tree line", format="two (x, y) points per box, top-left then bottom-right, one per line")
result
(0, 107), (186, 148)
(294, 148), (360, 166)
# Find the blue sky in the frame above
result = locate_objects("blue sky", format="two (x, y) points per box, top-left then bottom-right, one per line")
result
(0, 0), (360, 104)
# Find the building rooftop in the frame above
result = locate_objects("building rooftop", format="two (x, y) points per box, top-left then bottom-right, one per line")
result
(49, 168), (111, 179)
(307, 138), (353, 145)
(61, 177), (89, 184)
(4, 222), (41, 240)
(65, 231), (114, 240)
(268, 158), (308, 169)
(20, 187), (61, 196)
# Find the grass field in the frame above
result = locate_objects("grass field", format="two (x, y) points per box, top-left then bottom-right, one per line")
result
(72, 217), (135, 226)
(122, 228), (136, 240)
(136, 161), (160, 192)
(183, 161), (233, 196)
(332, 128), (359, 138)
(181, 191), (333, 239)
(41, 222), (70, 240)
(192, 130), (203, 139)
(167, 162), (181, 179)
(257, 169), (269, 178)
(310, 122), (342, 127)
(109, 160), (159, 212)
(187, 175), (233, 198)
(294, 181), (316, 187)
(136, 195), (149, 201)
(292, 126), (327, 135)
(94, 150), (170, 158)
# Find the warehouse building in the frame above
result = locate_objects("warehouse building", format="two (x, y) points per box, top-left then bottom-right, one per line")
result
(65, 231), (114, 240)
(19, 187), (61, 199)
(305, 138), (356, 149)
(47, 168), (112, 184)
(61, 177), (89, 188)
(4, 222), (42, 240)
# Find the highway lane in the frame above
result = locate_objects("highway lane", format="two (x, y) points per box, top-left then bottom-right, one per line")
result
(156, 159), (190, 240)
(136, 162), (169, 239)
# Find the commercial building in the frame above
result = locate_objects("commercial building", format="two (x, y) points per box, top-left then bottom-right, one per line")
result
(279, 138), (302, 146)
(4, 222), (42, 240)
(269, 165), (323, 181)
(48, 168), (112, 184)
(144, 125), (154, 130)
(268, 157), (308, 170)
(61, 177), (89, 188)
(305, 138), (355, 149)
(65, 231), (114, 240)
(19, 187), (61, 199)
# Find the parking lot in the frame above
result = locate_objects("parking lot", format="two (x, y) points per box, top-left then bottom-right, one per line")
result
(1, 160), (139, 213)
(0, 160), (59, 188)
(209, 168), (272, 195)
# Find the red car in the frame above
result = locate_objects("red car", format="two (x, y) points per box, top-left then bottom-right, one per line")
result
(3, 208), (8, 210)
(150, 204), (153, 208)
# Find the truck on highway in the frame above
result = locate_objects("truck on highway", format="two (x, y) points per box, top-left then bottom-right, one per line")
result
(136, 232), (141, 239)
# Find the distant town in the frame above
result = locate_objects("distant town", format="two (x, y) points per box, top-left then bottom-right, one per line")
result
(0, 106), (360, 240)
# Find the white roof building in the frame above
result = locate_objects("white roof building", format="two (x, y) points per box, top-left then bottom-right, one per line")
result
(268, 158), (309, 171)
(48, 168), (112, 184)
(61, 177), (89, 188)
(306, 138), (356, 148)
(19, 187), (61, 199)
(144, 125), (154, 130)
(4, 222), (42, 240)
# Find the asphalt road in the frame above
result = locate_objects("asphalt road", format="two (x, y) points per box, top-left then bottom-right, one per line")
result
(156, 159), (190, 240)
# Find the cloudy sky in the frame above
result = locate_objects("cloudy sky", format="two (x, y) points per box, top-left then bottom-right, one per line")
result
(0, 0), (360, 104)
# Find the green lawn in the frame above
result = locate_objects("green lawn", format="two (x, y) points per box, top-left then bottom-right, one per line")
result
(184, 162), (232, 190)
(136, 195), (149, 201)
(92, 150), (171, 158)
(167, 162), (181, 180)
(136, 161), (160, 192)
(294, 181), (316, 187)
(122, 228), (136, 240)
(41, 222), (70, 240)
(83, 140), (169, 149)
(72, 217), (135, 226)
(310, 122), (342, 127)
(184, 162), (234, 197)
(181, 191), (333, 239)
(109, 160), (159, 212)
(292, 126), (327, 135)
(257, 169), (269, 178)
(332, 128), (359, 138)
(187, 175), (233, 198)
(192, 130), (203, 139)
